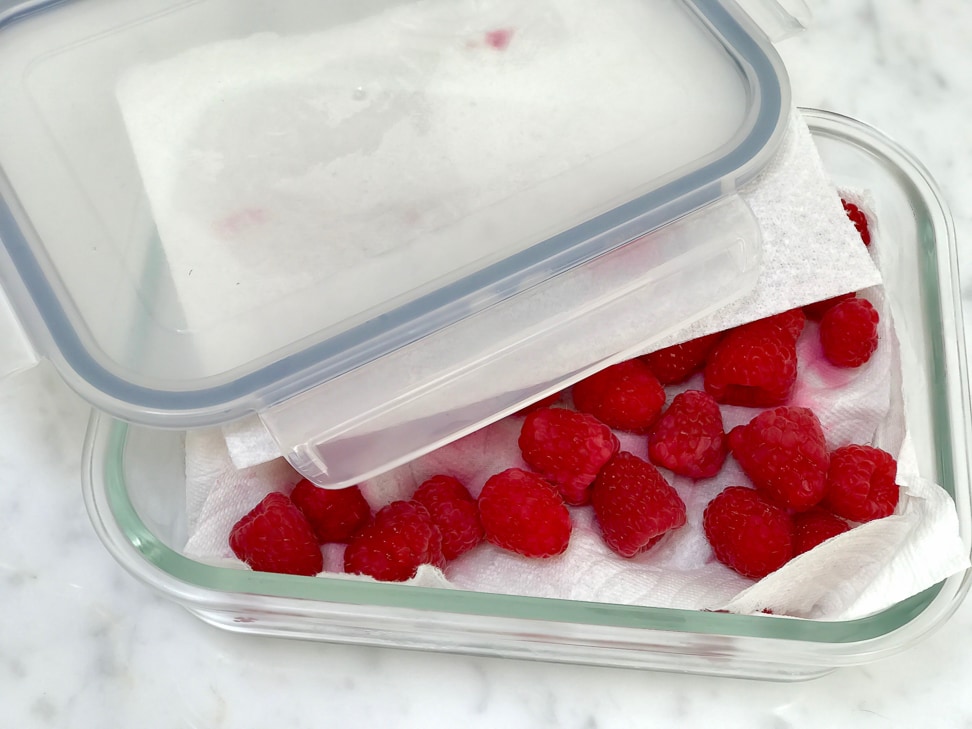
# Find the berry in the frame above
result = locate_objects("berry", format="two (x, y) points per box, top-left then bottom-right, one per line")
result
(647, 390), (727, 479)
(375, 500), (446, 568)
(823, 445), (899, 522)
(641, 332), (722, 385)
(746, 308), (806, 343)
(703, 486), (793, 579)
(518, 407), (619, 505)
(413, 475), (484, 561)
(229, 492), (323, 576)
(803, 292), (856, 321)
(572, 359), (666, 431)
(728, 406), (829, 511)
(704, 321), (799, 407)
(344, 500), (444, 582)
(478, 468), (572, 558)
(591, 452), (686, 558)
(820, 297), (880, 368)
(842, 199), (871, 246)
(792, 508), (850, 556)
(290, 479), (371, 543)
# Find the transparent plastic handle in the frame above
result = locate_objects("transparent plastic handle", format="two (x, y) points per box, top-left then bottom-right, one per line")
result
(0, 283), (37, 379)
(733, 0), (812, 42)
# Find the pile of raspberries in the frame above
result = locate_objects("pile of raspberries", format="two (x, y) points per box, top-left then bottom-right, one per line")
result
(229, 203), (895, 585)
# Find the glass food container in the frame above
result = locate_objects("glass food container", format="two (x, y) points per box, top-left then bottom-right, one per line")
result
(80, 110), (971, 680)
(0, 0), (967, 682)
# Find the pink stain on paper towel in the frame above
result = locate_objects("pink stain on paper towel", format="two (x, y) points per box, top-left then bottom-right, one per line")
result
(484, 27), (515, 50)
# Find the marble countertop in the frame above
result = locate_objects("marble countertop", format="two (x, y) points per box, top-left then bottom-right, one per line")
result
(4, 1), (972, 727)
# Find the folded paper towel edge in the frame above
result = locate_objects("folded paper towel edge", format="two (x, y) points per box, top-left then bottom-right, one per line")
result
(222, 415), (280, 470)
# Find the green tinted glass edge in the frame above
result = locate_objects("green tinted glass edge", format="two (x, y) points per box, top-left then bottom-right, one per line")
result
(102, 416), (943, 643)
(806, 116), (960, 506)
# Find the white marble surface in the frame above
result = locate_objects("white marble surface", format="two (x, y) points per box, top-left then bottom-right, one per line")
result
(3, 1), (972, 727)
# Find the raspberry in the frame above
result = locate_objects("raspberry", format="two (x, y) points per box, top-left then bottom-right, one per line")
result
(792, 508), (850, 556)
(572, 359), (666, 431)
(647, 390), (727, 479)
(703, 486), (793, 579)
(229, 492), (323, 576)
(728, 406), (829, 511)
(703, 321), (798, 407)
(478, 468), (572, 558)
(376, 500), (446, 568)
(591, 452), (686, 558)
(344, 500), (444, 582)
(641, 332), (722, 385)
(820, 297), (880, 368)
(290, 479), (371, 543)
(842, 199), (871, 246)
(746, 308), (806, 343)
(823, 445), (899, 523)
(803, 292), (856, 321)
(413, 475), (484, 561)
(518, 407), (619, 505)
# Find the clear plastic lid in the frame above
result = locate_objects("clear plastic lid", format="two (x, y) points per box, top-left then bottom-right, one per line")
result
(0, 0), (790, 485)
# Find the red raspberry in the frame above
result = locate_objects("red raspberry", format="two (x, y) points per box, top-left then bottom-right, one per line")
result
(518, 407), (619, 505)
(229, 492), (323, 576)
(344, 500), (444, 582)
(647, 390), (727, 479)
(703, 486), (793, 579)
(572, 359), (666, 431)
(842, 199), (871, 246)
(792, 508), (850, 556)
(413, 475), (484, 561)
(290, 479), (371, 543)
(823, 445), (899, 523)
(704, 322), (798, 407)
(746, 308), (806, 343)
(478, 468), (572, 558)
(591, 452), (686, 558)
(375, 500), (446, 567)
(641, 332), (722, 385)
(820, 297), (880, 368)
(803, 292), (856, 321)
(728, 406), (829, 511)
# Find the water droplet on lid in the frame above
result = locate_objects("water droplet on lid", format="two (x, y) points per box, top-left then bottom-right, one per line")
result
(352, 86), (367, 100)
